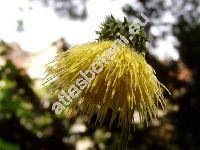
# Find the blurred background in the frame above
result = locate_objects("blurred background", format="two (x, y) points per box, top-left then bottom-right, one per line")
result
(0, 0), (200, 149)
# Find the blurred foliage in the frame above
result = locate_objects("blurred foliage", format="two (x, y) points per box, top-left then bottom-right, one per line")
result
(0, 0), (200, 149)
(0, 138), (20, 150)
(0, 41), (11, 56)
(123, 0), (200, 49)
(32, 0), (88, 20)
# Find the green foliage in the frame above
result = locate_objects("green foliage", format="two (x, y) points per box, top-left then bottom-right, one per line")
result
(0, 41), (11, 56)
(0, 138), (20, 150)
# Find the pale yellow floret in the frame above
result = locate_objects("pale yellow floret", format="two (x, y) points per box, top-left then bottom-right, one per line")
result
(45, 40), (170, 129)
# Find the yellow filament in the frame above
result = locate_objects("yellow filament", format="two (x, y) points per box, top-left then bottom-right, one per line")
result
(45, 40), (170, 129)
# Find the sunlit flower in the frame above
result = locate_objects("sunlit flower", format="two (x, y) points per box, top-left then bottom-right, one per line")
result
(45, 40), (170, 129)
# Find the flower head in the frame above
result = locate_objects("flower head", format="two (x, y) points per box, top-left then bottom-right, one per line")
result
(45, 40), (169, 129)
(44, 16), (170, 139)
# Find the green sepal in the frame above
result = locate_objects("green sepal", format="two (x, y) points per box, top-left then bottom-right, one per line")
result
(96, 15), (148, 53)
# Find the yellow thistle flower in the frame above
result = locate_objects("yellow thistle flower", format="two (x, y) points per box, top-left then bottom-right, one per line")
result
(44, 16), (170, 141)
(45, 40), (169, 128)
